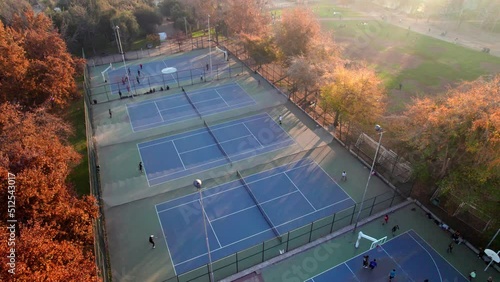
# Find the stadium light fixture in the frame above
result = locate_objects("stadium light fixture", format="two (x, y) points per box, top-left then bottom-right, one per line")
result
(353, 125), (384, 232)
(114, 26), (133, 96)
(194, 179), (215, 282)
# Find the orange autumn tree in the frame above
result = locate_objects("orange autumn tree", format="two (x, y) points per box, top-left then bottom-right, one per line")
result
(8, 222), (97, 281)
(0, 103), (98, 279)
(274, 7), (322, 60)
(394, 75), (500, 206)
(0, 9), (83, 109)
(224, 0), (271, 37)
(320, 65), (386, 128)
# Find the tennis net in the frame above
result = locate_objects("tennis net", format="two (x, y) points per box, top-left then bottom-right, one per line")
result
(204, 120), (231, 163)
(183, 90), (201, 118)
(237, 171), (281, 242)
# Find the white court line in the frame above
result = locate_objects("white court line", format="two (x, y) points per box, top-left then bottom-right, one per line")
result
(209, 205), (258, 222)
(242, 123), (264, 148)
(136, 143), (149, 185)
(162, 161), (352, 269)
(171, 141), (186, 170)
(380, 246), (415, 282)
(344, 263), (361, 282)
(127, 83), (240, 108)
(156, 161), (314, 214)
(407, 231), (470, 280)
(264, 112), (303, 149)
(310, 159), (353, 203)
(153, 101), (165, 122)
(273, 198), (353, 230)
(157, 186), (247, 214)
(175, 198), (351, 268)
(155, 205), (177, 275)
(147, 140), (300, 187)
(237, 159), (315, 185)
(211, 190), (300, 223)
(307, 231), (411, 280)
(138, 114), (269, 149)
(177, 134), (253, 155)
(157, 96), (223, 113)
(284, 173), (317, 211)
(148, 134), (258, 181)
(132, 99), (256, 131)
(214, 89), (230, 107)
(125, 103), (137, 133)
(174, 226), (275, 268)
(170, 73), (178, 85)
(235, 81), (258, 104)
(200, 200), (222, 248)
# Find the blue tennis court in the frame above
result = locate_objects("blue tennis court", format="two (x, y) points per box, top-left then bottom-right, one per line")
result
(308, 230), (468, 282)
(138, 113), (295, 186)
(127, 83), (255, 132)
(155, 159), (355, 274)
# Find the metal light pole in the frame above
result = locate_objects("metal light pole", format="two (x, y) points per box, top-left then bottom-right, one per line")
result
(194, 179), (215, 282)
(208, 14), (213, 79)
(114, 26), (132, 96)
(353, 125), (384, 232)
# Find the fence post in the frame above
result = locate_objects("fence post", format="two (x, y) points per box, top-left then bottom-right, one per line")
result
(261, 242), (265, 262)
(308, 223), (313, 243)
(286, 231), (290, 252)
(390, 190), (396, 207)
(369, 196), (377, 216)
(236, 252), (239, 272)
(350, 204), (357, 224)
(329, 213), (336, 233)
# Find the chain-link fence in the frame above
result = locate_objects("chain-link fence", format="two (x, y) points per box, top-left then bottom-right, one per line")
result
(87, 63), (245, 104)
(84, 91), (111, 281)
(431, 192), (493, 233)
(162, 192), (401, 282)
(87, 36), (216, 67)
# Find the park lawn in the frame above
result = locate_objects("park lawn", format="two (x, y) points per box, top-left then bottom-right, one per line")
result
(311, 3), (362, 18)
(65, 96), (90, 196)
(321, 20), (500, 112)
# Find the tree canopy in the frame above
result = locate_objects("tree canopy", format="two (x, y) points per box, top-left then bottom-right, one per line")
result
(0, 103), (98, 279)
(0, 10), (82, 109)
(393, 75), (500, 206)
(0, 6), (97, 280)
(320, 65), (386, 128)
(274, 8), (322, 60)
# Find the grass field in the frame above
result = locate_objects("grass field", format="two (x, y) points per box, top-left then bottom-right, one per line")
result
(320, 19), (500, 112)
(65, 96), (90, 196)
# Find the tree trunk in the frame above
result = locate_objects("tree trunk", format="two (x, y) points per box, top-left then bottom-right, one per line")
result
(333, 111), (340, 128)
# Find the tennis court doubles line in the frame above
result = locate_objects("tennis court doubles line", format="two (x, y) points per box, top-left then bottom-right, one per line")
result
(155, 159), (354, 274)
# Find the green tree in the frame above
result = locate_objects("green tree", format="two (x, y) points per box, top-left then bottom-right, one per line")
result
(242, 34), (277, 69)
(112, 10), (140, 46)
(134, 5), (162, 35)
